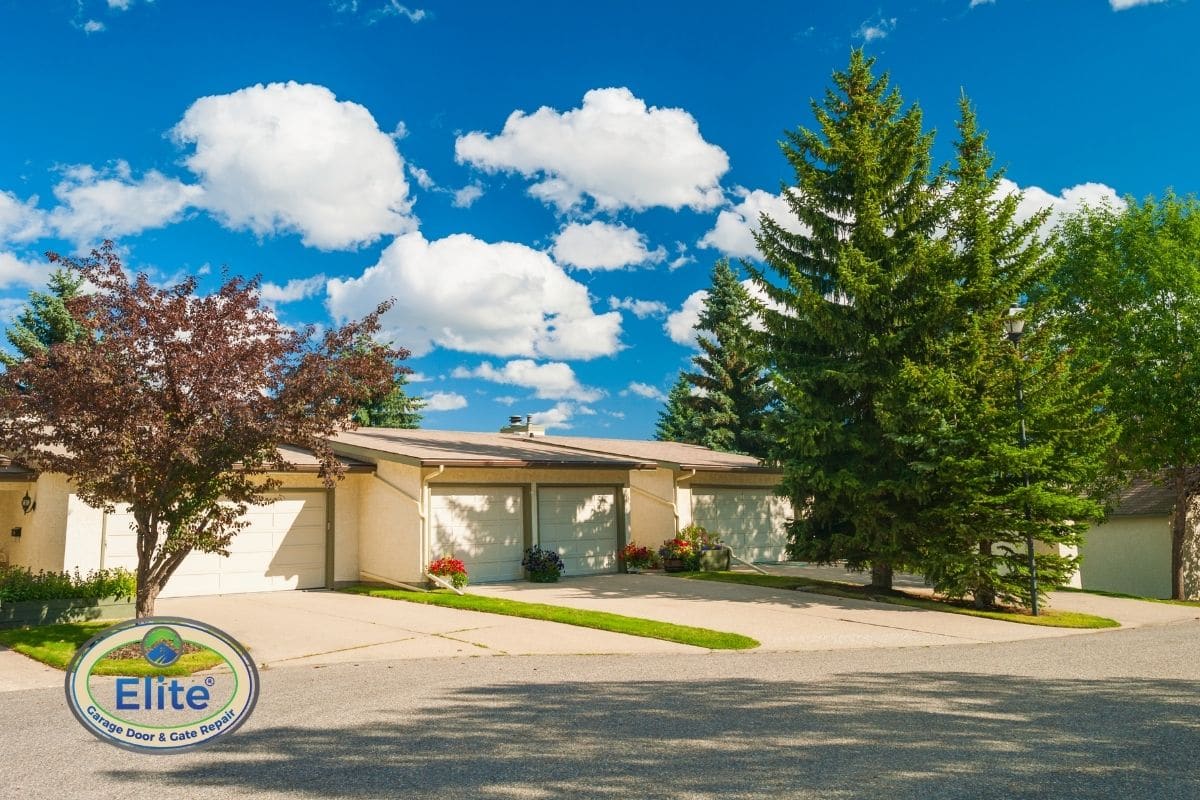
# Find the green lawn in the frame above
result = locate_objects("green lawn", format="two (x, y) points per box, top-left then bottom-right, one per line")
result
(684, 572), (1120, 629)
(340, 584), (760, 650)
(0, 621), (226, 675)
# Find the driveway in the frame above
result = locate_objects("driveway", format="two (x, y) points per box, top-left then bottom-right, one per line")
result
(469, 568), (1199, 650)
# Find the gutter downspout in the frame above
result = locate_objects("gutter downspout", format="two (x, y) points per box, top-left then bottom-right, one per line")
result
(673, 469), (697, 533)
(368, 464), (445, 587)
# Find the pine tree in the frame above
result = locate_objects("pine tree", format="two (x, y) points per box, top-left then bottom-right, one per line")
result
(680, 259), (773, 456)
(3, 269), (87, 365)
(655, 374), (702, 444)
(876, 97), (1116, 609)
(352, 371), (423, 428)
(748, 51), (946, 588)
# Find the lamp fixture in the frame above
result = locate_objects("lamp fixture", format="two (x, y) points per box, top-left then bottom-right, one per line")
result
(20, 490), (35, 515)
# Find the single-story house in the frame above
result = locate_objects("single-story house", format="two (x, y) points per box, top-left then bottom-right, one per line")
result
(1073, 478), (1175, 598)
(0, 422), (793, 598)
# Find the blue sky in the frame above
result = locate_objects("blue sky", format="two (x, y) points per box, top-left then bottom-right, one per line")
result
(0, 0), (1195, 438)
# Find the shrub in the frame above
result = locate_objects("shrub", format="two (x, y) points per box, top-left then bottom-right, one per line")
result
(428, 556), (469, 589)
(0, 566), (136, 603)
(522, 546), (565, 582)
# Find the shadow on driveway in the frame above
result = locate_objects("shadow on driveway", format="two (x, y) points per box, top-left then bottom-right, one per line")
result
(109, 671), (1199, 799)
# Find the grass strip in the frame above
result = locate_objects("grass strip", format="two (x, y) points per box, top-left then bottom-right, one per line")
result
(685, 572), (1120, 629)
(0, 621), (226, 675)
(1056, 586), (1200, 607)
(341, 584), (760, 650)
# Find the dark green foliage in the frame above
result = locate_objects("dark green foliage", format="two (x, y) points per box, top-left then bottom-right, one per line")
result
(679, 259), (773, 456)
(655, 374), (702, 444)
(876, 97), (1115, 609)
(1049, 194), (1200, 598)
(351, 372), (423, 428)
(0, 565), (136, 603)
(748, 51), (947, 586)
(2, 269), (87, 365)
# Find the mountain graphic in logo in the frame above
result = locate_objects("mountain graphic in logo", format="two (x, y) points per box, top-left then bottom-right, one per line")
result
(141, 626), (184, 667)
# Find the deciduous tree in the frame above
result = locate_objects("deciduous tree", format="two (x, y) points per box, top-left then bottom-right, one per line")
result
(0, 244), (402, 616)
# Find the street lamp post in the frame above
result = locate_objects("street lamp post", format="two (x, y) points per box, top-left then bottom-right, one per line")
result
(1004, 304), (1038, 616)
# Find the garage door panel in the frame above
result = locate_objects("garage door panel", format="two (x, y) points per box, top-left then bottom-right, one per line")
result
(101, 492), (328, 597)
(691, 488), (789, 563)
(538, 487), (619, 576)
(430, 487), (525, 583)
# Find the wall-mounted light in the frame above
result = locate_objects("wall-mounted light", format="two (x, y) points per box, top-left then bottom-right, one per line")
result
(20, 490), (35, 515)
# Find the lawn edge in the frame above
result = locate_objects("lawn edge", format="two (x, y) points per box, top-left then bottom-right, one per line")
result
(340, 584), (760, 650)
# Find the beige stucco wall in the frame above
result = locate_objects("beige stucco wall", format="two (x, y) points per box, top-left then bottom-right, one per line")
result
(1078, 515), (1172, 599)
(355, 460), (424, 584)
(629, 468), (678, 545)
(0, 473), (73, 573)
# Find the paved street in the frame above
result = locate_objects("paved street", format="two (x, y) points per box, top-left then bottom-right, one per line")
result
(3, 617), (1199, 799)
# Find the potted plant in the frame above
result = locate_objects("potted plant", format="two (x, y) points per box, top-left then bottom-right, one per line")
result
(427, 556), (469, 589)
(619, 543), (659, 573)
(658, 537), (696, 572)
(522, 546), (565, 582)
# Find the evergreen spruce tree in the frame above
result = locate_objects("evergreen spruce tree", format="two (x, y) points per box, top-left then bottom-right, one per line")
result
(3, 268), (87, 365)
(680, 259), (773, 456)
(748, 51), (947, 588)
(655, 374), (702, 444)
(877, 98), (1116, 609)
(351, 371), (423, 428)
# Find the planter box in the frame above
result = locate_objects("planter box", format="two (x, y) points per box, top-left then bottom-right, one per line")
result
(0, 596), (134, 628)
(662, 557), (688, 573)
(526, 570), (561, 583)
(699, 549), (731, 572)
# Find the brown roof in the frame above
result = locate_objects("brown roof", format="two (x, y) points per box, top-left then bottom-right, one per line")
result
(535, 435), (778, 473)
(274, 445), (374, 474)
(328, 428), (657, 469)
(1112, 477), (1176, 516)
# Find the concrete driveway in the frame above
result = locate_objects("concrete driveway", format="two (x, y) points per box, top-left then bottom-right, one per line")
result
(469, 568), (1200, 651)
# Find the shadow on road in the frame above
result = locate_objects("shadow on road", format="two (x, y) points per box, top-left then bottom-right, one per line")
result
(108, 671), (1200, 799)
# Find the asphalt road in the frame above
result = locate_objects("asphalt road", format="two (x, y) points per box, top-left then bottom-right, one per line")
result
(4, 619), (1200, 800)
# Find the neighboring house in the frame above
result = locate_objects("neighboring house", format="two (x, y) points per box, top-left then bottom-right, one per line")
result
(1073, 478), (1174, 599)
(0, 424), (792, 598)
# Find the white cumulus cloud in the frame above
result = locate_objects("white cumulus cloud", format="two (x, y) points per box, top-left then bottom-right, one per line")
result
(455, 87), (729, 213)
(1000, 179), (1122, 233)
(623, 382), (667, 402)
(422, 391), (467, 412)
(1111, 0), (1165, 9)
(551, 221), (665, 270)
(699, 187), (805, 259)
(665, 289), (707, 346)
(0, 251), (50, 290)
(326, 231), (623, 360)
(855, 16), (896, 41)
(452, 183), (484, 208)
(260, 274), (328, 304)
(453, 359), (603, 402)
(608, 296), (668, 319)
(48, 162), (202, 245)
(173, 81), (415, 251)
(530, 401), (576, 430)
(0, 191), (47, 244)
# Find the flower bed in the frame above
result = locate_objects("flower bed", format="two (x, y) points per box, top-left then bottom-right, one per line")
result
(522, 546), (565, 582)
(427, 556), (469, 589)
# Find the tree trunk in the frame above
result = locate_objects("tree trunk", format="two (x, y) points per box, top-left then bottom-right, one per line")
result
(974, 540), (995, 609)
(870, 561), (893, 591)
(135, 578), (161, 618)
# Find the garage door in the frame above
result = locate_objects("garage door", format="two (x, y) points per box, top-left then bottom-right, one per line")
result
(538, 487), (620, 576)
(429, 486), (525, 582)
(690, 488), (790, 563)
(101, 491), (328, 597)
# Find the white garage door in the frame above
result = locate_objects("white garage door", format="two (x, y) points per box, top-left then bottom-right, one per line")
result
(102, 491), (328, 597)
(538, 487), (619, 576)
(429, 486), (525, 583)
(691, 488), (790, 563)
